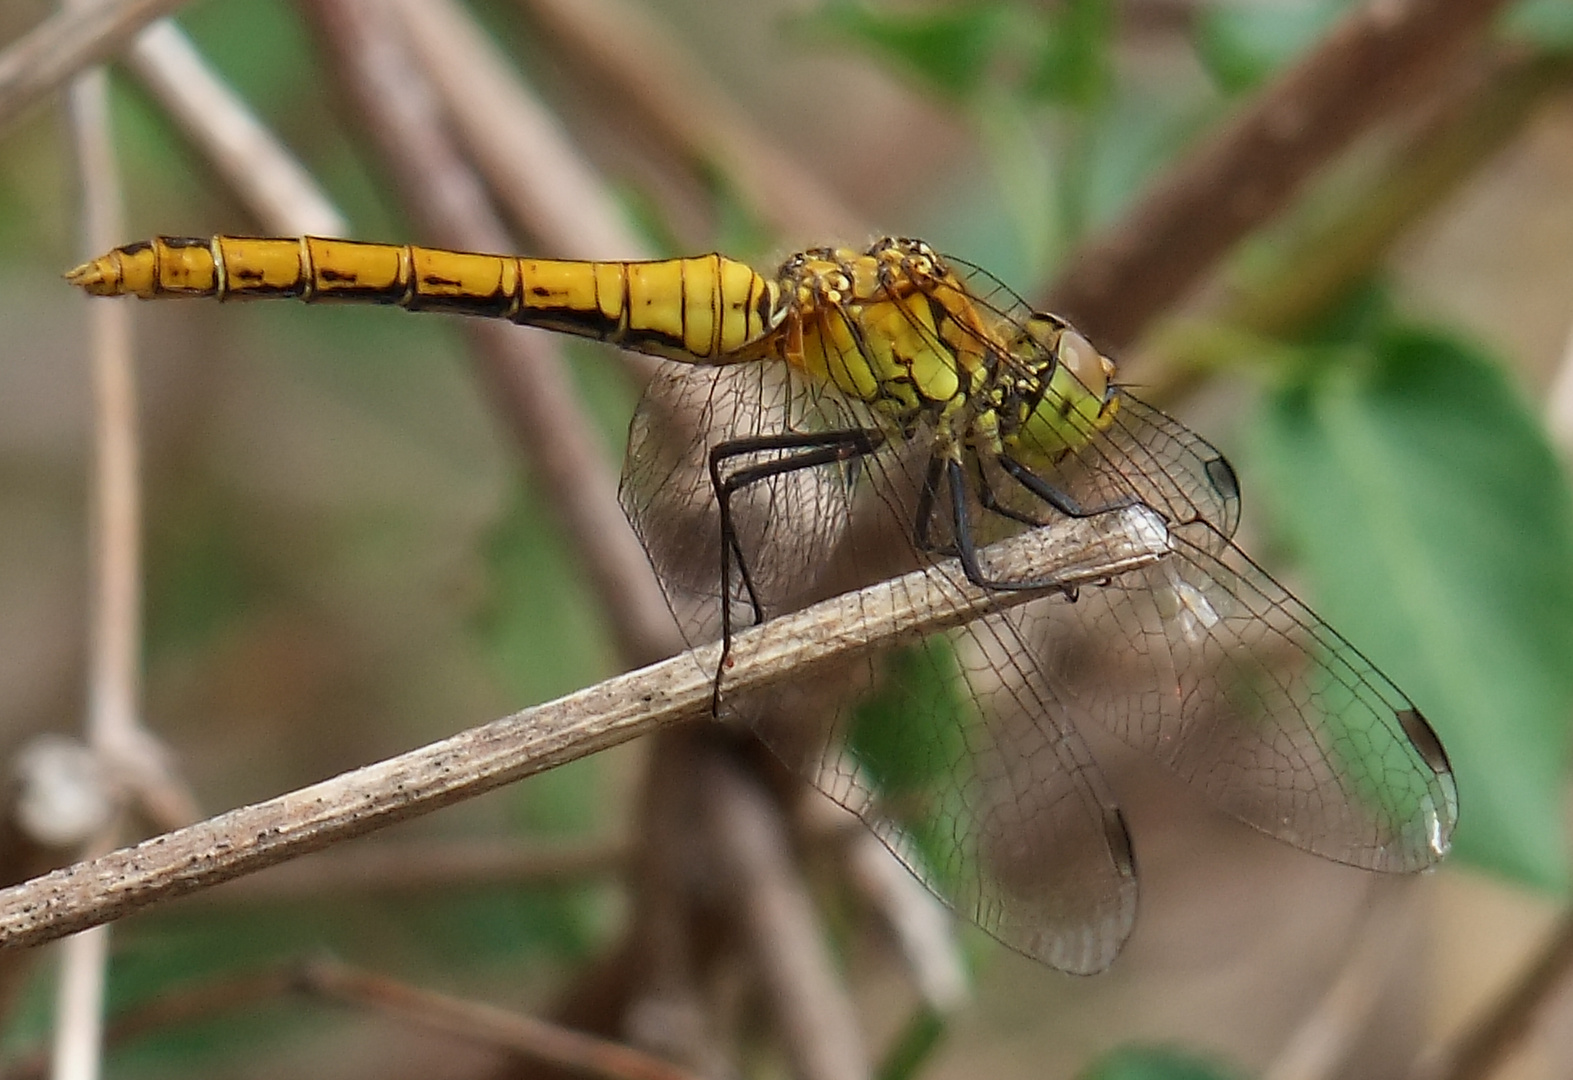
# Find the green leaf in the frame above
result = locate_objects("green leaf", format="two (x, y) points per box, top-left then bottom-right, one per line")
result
(848, 638), (975, 887)
(1503, 0), (1573, 51)
(875, 1008), (949, 1080)
(1192, 0), (1348, 94)
(1078, 1045), (1242, 1080)
(800, 0), (1011, 101)
(1251, 327), (1573, 891)
(1026, 0), (1114, 107)
(475, 479), (617, 706)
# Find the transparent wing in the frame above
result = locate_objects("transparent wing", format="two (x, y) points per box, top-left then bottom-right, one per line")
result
(621, 359), (1142, 972)
(1018, 520), (1456, 871)
(621, 359), (888, 644)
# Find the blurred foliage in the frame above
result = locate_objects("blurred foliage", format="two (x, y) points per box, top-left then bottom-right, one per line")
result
(800, 0), (1126, 281)
(1506, 0), (1573, 51)
(1251, 299), (1573, 890)
(875, 1007), (949, 1080)
(1078, 1044), (1242, 1080)
(1192, 0), (1345, 93)
(848, 639), (974, 893)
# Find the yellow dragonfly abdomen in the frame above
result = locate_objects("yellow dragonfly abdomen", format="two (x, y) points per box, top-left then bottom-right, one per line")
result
(66, 235), (781, 364)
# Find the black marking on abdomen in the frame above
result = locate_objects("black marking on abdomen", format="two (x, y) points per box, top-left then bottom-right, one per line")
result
(519, 306), (625, 343)
(228, 267), (305, 297)
(617, 326), (691, 355)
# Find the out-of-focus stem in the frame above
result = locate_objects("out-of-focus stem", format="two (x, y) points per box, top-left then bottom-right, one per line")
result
(1046, 0), (1515, 351)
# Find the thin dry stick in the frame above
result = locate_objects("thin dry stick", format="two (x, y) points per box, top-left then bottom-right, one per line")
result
(1411, 909), (1573, 1080)
(1549, 315), (1573, 455)
(705, 752), (868, 1080)
(514, 0), (867, 242)
(53, 12), (136, 1075)
(1044, 0), (1516, 351)
(0, 967), (296, 1080)
(843, 828), (967, 1013)
(299, 957), (704, 1080)
(1262, 881), (1413, 1080)
(0, 505), (1170, 953)
(125, 20), (346, 237)
(0, 0), (193, 134)
(1138, 46), (1573, 406)
(389, 0), (647, 262)
(66, 23), (201, 838)
(48, 923), (106, 1080)
(303, 0), (678, 667)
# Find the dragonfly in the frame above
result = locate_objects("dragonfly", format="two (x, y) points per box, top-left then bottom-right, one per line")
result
(69, 235), (1456, 973)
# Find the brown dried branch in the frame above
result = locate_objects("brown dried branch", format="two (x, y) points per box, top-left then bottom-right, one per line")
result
(300, 0), (678, 667)
(1220, 48), (1573, 341)
(1137, 45), (1573, 406)
(388, 0), (648, 262)
(299, 957), (704, 1080)
(514, 0), (867, 243)
(1045, 0), (1517, 351)
(705, 751), (869, 1080)
(300, 5), (828, 1071)
(124, 20), (346, 236)
(1410, 909), (1573, 1080)
(0, 966), (296, 1080)
(0, 506), (1169, 952)
(0, 0), (193, 134)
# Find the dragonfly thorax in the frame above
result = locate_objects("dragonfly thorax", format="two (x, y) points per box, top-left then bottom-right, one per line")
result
(767, 239), (1121, 467)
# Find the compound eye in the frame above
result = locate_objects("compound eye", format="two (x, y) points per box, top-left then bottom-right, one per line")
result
(1058, 328), (1111, 399)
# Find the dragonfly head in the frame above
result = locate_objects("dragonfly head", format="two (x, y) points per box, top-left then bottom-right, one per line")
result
(1006, 314), (1120, 460)
(1023, 313), (1116, 403)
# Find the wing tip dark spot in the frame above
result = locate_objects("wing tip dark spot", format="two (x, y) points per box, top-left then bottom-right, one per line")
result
(1396, 707), (1452, 777)
(1205, 455), (1240, 502)
(1104, 807), (1137, 878)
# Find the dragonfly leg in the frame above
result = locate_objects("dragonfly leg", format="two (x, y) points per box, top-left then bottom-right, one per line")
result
(946, 458), (1080, 598)
(707, 429), (885, 707)
(913, 454), (954, 555)
(975, 457), (1053, 528)
(997, 453), (1139, 519)
(917, 454), (1047, 555)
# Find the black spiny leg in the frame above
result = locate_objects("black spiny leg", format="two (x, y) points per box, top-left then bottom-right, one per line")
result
(975, 456), (1052, 529)
(946, 458), (1095, 596)
(912, 454), (951, 556)
(996, 453), (1137, 519)
(708, 429), (885, 712)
